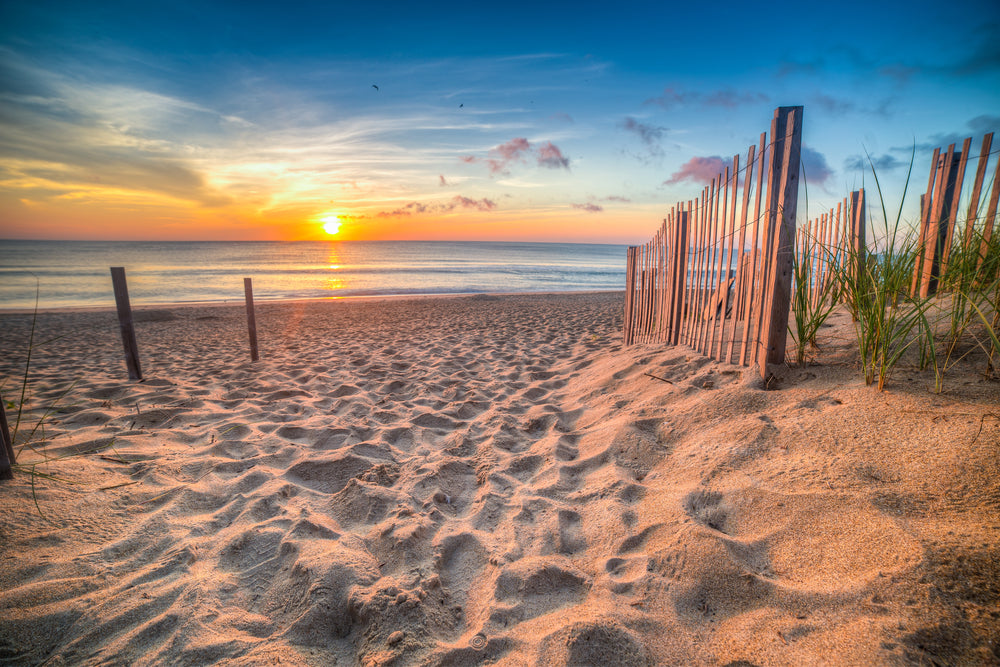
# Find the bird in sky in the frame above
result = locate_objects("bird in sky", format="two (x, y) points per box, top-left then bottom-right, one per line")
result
(372, 84), (379, 91)
(459, 103), (463, 108)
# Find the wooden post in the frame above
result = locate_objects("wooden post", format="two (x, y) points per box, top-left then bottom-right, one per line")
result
(0, 394), (14, 481)
(758, 106), (803, 381)
(718, 155), (740, 361)
(623, 247), (635, 344)
(964, 133), (994, 252)
(244, 277), (260, 362)
(110, 267), (142, 381)
(728, 142), (756, 365)
(912, 148), (941, 296)
(850, 189), (866, 286)
(979, 154), (1000, 273)
(671, 209), (689, 344)
(919, 145), (957, 297)
(939, 138), (972, 277)
(741, 133), (769, 366)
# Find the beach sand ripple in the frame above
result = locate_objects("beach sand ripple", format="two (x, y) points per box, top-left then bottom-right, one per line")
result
(1, 294), (998, 665)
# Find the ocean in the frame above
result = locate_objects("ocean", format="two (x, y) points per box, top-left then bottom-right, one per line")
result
(0, 240), (628, 310)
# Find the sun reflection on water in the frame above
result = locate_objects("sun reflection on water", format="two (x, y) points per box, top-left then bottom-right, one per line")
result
(324, 243), (346, 297)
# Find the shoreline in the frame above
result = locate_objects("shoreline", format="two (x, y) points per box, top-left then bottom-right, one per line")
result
(0, 287), (625, 315)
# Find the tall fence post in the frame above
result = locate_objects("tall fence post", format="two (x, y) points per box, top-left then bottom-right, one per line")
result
(757, 106), (803, 382)
(850, 189), (867, 285)
(110, 267), (142, 381)
(0, 395), (14, 480)
(244, 278), (260, 362)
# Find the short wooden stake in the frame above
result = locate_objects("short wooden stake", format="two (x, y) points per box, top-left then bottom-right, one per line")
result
(244, 278), (260, 362)
(0, 395), (15, 480)
(110, 267), (142, 381)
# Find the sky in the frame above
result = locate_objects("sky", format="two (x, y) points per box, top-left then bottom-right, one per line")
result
(1, 0), (998, 243)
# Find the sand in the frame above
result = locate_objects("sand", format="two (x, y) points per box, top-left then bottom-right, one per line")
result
(0, 292), (997, 666)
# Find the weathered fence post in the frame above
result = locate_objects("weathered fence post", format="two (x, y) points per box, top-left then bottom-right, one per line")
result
(110, 267), (142, 381)
(758, 106), (803, 382)
(850, 189), (867, 285)
(244, 278), (260, 362)
(0, 394), (14, 480)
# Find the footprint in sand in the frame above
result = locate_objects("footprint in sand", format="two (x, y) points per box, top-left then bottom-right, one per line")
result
(491, 557), (591, 625)
(537, 618), (650, 666)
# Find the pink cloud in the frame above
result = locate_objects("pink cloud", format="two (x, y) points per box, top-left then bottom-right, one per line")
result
(450, 195), (496, 211)
(664, 156), (727, 185)
(572, 203), (603, 212)
(486, 137), (531, 174)
(537, 142), (570, 170)
(462, 138), (570, 175)
(376, 196), (496, 217)
(439, 174), (448, 186)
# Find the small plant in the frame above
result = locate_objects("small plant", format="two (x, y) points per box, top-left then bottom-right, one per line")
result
(834, 149), (936, 391)
(789, 226), (840, 364)
(929, 208), (1000, 385)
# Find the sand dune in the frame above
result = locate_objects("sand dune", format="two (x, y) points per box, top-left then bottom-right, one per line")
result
(1, 293), (997, 665)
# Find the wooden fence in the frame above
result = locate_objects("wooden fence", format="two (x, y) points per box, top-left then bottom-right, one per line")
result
(912, 132), (999, 297)
(623, 106), (805, 380)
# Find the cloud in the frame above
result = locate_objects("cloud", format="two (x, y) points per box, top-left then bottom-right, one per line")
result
(800, 146), (833, 186)
(572, 203), (603, 212)
(603, 195), (631, 203)
(844, 153), (906, 172)
(813, 94), (856, 115)
(644, 87), (767, 110)
(664, 156), (727, 185)
(451, 195), (497, 211)
(0, 63), (233, 207)
(703, 90), (769, 109)
(463, 138), (570, 175)
(968, 114), (1000, 136)
(621, 117), (666, 147)
(811, 93), (894, 118)
(878, 64), (918, 84)
(643, 87), (691, 110)
(950, 30), (1000, 75)
(536, 141), (570, 170)
(896, 114), (1000, 154)
(439, 174), (448, 186)
(376, 195), (496, 217)
(549, 112), (574, 123)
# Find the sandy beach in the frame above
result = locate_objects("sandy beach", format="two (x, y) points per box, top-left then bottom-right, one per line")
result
(1, 291), (997, 666)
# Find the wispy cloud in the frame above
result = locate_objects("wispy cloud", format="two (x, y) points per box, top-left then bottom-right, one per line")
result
(621, 117), (666, 149)
(375, 195), (497, 217)
(664, 156), (727, 185)
(644, 87), (768, 111)
(844, 153), (906, 172)
(893, 114), (1000, 154)
(571, 202), (603, 212)
(812, 93), (894, 118)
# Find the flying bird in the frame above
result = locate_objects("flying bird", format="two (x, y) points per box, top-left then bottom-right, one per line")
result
(372, 84), (379, 91)
(459, 103), (463, 108)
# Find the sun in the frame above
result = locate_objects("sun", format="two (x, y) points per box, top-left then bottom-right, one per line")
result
(321, 215), (341, 236)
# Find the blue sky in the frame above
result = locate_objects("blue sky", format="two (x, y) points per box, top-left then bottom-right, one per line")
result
(1, 0), (998, 242)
